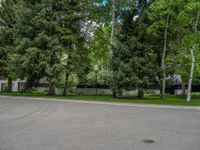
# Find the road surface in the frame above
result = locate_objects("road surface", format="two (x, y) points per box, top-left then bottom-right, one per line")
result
(0, 96), (200, 150)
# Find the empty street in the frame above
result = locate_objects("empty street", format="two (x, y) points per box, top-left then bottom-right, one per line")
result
(0, 96), (200, 150)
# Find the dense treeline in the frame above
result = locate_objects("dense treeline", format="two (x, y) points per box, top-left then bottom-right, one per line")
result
(0, 0), (199, 101)
(0, 0), (90, 95)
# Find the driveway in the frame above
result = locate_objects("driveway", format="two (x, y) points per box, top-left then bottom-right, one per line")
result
(0, 96), (200, 150)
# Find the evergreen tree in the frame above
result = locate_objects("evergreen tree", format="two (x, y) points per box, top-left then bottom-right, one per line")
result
(0, 0), (18, 92)
(55, 0), (89, 95)
(14, 0), (54, 92)
(14, 0), (88, 94)
(112, 2), (158, 98)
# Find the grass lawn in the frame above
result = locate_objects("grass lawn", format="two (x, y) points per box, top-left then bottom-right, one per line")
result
(0, 92), (200, 106)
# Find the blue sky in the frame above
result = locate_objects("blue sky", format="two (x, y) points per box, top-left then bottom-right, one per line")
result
(95, 0), (108, 6)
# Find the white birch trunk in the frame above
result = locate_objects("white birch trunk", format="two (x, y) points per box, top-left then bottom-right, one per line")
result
(187, 11), (200, 102)
(110, 0), (116, 58)
(160, 15), (169, 99)
(187, 49), (195, 102)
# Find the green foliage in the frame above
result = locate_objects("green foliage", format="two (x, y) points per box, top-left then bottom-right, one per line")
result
(0, 0), (18, 80)
(0, 0), (200, 98)
(55, 73), (79, 88)
(170, 0), (200, 85)
(11, 0), (89, 92)
(0, 47), (7, 77)
(112, 4), (159, 94)
(89, 26), (110, 68)
(87, 70), (112, 85)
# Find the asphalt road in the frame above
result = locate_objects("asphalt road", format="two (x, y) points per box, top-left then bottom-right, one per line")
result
(0, 96), (200, 150)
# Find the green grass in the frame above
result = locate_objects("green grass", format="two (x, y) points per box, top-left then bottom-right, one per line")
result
(192, 92), (200, 96)
(0, 92), (200, 106)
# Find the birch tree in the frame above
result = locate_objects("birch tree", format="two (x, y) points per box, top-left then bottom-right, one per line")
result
(161, 15), (170, 99)
(92, 0), (136, 69)
(175, 0), (200, 102)
(187, 14), (198, 101)
(110, 0), (116, 56)
(187, 10), (200, 102)
(149, 0), (178, 99)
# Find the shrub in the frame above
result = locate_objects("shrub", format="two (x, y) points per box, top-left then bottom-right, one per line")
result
(87, 70), (112, 86)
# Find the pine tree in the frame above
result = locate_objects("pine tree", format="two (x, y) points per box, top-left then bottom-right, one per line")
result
(53, 0), (88, 96)
(14, 0), (88, 94)
(0, 0), (18, 92)
(14, 0), (54, 92)
(112, 2), (159, 98)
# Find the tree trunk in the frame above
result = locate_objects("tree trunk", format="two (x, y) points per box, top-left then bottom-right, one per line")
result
(187, 11), (199, 102)
(187, 49), (195, 102)
(110, 0), (116, 95)
(109, 0), (116, 69)
(181, 82), (186, 96)
(112, 91), (117, 98)
(160, 15), (170, 99)
(138, 90), (144, 98)
(25, 78), (34, 92)
(63, 72), (69, 96)
(110, 0), (116, 52)
(7, 77), (12, 92)
(25, 84), (32, 92)
(118, 88), (123, 97)
(48, 81), (55, 95)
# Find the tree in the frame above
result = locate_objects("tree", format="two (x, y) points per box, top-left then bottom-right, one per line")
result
(112, 2), (158, 98)
(56, 0), (89, 96)
(187, 10), (200, 102)
(149, 0), (179, 99)
(176, 0), (200, 101)
(0, 0), (18, 92)
(13, 0), (89, 95)
(14, 0), (72, 94)
(110, 0), (116, 60)
(173, 54), (190, 96)
(89, 0), (136, 69)
(89, 25), (110, 68)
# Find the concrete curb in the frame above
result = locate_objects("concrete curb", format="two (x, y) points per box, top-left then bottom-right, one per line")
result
(0, 95), (200, 110)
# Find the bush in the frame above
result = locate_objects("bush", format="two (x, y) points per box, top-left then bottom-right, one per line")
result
(87, 70), (112, 86)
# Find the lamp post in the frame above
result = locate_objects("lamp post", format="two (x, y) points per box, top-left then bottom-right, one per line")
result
(94, 65), (99, 96)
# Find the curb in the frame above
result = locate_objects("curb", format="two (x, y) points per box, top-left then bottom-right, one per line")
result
(0, 95), (200, 110)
